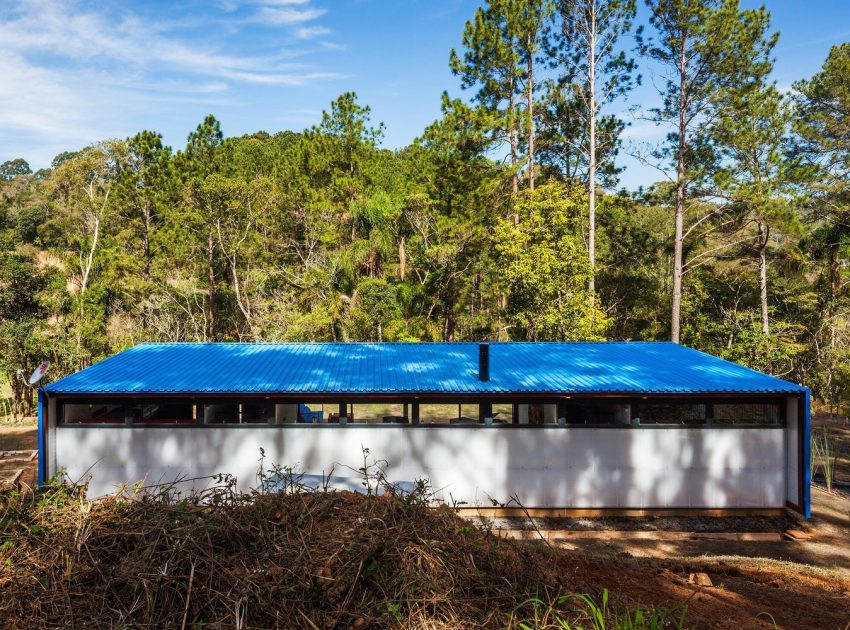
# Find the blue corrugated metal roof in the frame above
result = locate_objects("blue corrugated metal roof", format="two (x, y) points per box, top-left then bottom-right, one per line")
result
(42, 342), (806, 396)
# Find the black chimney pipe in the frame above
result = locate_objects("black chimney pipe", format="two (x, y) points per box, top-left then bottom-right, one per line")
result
(478, 343), (490, 381)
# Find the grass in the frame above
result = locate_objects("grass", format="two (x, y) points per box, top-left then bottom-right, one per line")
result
(811, 428), (839, 492)
(0, 397), (12, 421)
(507, 590), (687, 630)
(0, 377), (12, 421)
(647, 554), (850, 589)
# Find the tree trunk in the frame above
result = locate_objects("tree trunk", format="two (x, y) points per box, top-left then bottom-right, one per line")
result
(142, 206), (152, 283)
(142, 206), (152, 328)
(509, 74), (519, 203)
(230, 254), (251, 331)
(671, 39), (687, 344)
(207, 228), (215, 341)
(526, 35), (535, 191)
(671, 167), (685, 343)
(587, 6), (597, 295)
(830, 246), (841, 298)
(444, 290), (455, 341)
(758, 222), (769, 335)
(398, 236), (406, 281)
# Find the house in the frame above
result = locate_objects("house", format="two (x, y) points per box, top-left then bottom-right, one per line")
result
(38, 341), (811, 516)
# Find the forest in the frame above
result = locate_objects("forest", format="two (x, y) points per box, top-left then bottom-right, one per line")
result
(0, 0), (848, 418)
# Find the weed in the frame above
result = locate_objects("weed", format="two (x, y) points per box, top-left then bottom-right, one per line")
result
(508, 589), (687, 630)
(756, 612), (778, 629)
(811, 428), (839, 492)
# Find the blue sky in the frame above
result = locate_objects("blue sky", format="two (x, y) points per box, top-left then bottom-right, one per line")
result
(2, 0), (850, 190)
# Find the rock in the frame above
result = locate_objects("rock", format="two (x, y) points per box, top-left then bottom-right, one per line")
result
(688, 572), (713, 587)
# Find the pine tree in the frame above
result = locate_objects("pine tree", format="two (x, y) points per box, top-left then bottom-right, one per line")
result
(792, 43), (850, 411)
(712, 83), (797, 336)
(547, 0), (638, 293)
(638, 0), (776, 342)
(451, 1), (523, 194)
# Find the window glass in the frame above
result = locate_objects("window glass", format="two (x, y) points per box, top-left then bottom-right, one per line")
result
(203, 402), (239, 424)
(240, 401), (275, 424)
(563, 401), (631, 425)
(344, 403), (408, 424)
(713, 403), (781, 426)
(297, 402), (325, 423)
(514, 403), (560, 425)
(419, 404), (460, 425)
(62, 402), (125, 424)
(492, 403), (513, 423)
(639, 402), (707, 426)
(131, 401), (195, 425)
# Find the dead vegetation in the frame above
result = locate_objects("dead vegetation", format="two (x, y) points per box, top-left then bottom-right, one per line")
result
(0, 472), (588, 630)
(1, 437), (849, 629)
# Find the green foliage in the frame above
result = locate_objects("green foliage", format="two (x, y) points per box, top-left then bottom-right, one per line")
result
(1, 3), (850, 416)
(0, 251), (52, 416)
(0, 158), (31, 181)
(509, 589), (687, 629)
(346, 278), (405, 341)
(494, 182), (609, 339)
(542, 0), (638, 187)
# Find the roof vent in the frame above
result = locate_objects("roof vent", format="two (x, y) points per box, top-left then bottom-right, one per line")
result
(478, 343), (490, 382)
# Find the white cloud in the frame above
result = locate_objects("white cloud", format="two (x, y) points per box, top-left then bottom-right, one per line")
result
(0, 52), (92, 141)
(251, 6), (326, 25)
(0, 2), (325, 80)
(296, 25), (331, 39)
(219, 69), (343, 85)
(217, 0), (311, 10)
(0, 0), (341, 163)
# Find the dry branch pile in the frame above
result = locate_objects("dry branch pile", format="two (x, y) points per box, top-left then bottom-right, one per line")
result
(0, 480), (572, 629)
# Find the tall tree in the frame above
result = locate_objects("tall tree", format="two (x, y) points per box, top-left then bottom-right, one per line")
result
(547, 0), (638, 293)
(712, 83), (797, 335)
(115, 131), (174, 294)
(451, 1), (522, 194)
(49, 142), (125, 366)
(452, 0), (550, 194)
(515, 0), (552, 190)
(493, 181), (609, 339)
(0, 159), (32, 181)
(183, 115), (224, 339)
(308, 92), (384, 242)
(0, 252), (49, 417)
(637, 0), (776, 343)
(792, 43), (850, 410)
(793, 43), (850, 298)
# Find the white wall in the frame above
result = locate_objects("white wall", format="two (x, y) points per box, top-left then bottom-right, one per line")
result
(53, 424), (786, 508)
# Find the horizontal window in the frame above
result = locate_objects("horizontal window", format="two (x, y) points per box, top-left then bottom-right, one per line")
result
(712, 403), (781, 426)
(203, 401), (277, 424)
(57, 398), (787, 428)
(639, 403), (707, 426)
(62, 403), (125, 424)
(562, 401), (632, 426)
(130, 402), (195, 425)
(265, 402), (326, 424)
(62, 402), (197, 425)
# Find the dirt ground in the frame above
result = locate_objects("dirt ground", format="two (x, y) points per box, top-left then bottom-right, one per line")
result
(2, 418), (849, 629)
(0, 421), (37, 489)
